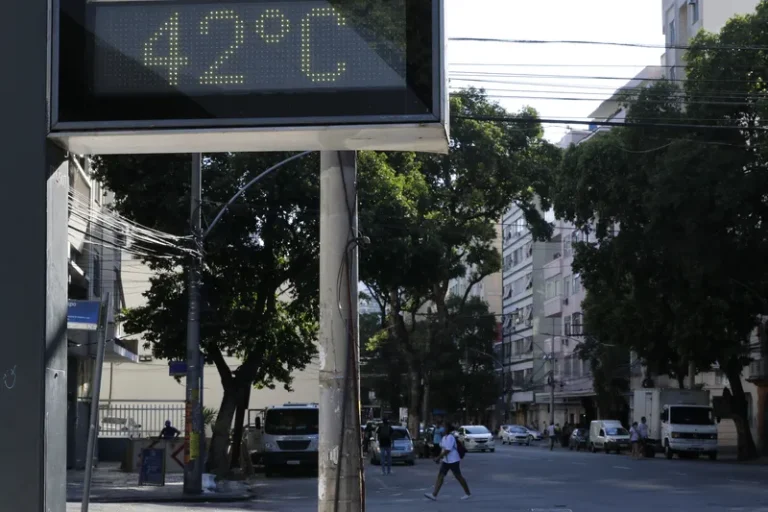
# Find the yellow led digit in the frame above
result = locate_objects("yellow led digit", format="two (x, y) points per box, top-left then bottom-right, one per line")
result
(142, 12), (189, 86)
(199, 10), (246, 85)
(301, 7), (348, 83)
(255, 9), (290, 43)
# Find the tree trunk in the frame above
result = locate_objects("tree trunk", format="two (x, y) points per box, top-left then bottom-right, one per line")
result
(724, 358), (758, 461)
(229, 384), (251, 469)
(207, 384), (239, 475)
(407, 371), (421, 436)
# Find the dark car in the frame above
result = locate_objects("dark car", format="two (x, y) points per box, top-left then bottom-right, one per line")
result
(569, 428), (589, 451)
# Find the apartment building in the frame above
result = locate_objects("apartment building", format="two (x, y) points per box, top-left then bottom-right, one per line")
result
(67, 157), (138, 469)
(662, 0), (760, 80)
(499, 204), (560, 426)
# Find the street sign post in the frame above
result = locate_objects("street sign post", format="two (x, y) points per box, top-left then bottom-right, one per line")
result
(50, 0), (448, 155)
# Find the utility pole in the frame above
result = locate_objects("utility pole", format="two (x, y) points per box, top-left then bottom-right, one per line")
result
(184, 154), (204, 494)
(549, 337), (555, 426)
(318, 151), (363, 512)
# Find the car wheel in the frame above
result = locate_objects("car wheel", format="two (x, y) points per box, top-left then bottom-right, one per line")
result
(590, 443), (596, 453)
(490, 448), (495, 453)
(406, 460), (415, 466)
(265, 466), (274, 478)
(569, 444), (573, 451)
(708, 452), (717, 461)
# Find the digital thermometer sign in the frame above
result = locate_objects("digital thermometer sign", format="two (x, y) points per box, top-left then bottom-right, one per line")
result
(51, 0), (447, 154)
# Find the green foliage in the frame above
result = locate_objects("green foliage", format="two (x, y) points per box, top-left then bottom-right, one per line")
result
(357, 88), (559, 428)
(93, 152), (320, 470)
(552, 5), (768, 457)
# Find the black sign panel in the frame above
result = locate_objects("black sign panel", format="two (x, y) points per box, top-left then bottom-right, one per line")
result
(54, 0), (440, 129)
(138, 448), (166, 486)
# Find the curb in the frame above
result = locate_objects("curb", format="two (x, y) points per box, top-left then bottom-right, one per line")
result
(66, 491), (254, 504)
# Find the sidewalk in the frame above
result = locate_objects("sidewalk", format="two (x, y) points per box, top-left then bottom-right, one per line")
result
(535, 440), (768, 464)
(67, 463), (254, 503)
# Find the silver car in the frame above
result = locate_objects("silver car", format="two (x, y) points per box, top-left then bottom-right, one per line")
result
(370, 426), (416, 466)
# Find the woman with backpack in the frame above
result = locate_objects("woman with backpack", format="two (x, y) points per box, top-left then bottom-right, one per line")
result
(424, 423), (471, 502)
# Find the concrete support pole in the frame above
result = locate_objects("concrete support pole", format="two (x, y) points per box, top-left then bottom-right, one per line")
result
(318, 151), (363, 512)
(0, 0), (69, 509)
(184, 154), (203, 494)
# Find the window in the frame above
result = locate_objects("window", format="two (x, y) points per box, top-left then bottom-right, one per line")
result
(667, 9), (676, 46)
(564, 315), (571, 337)
(564, 276), (571, 297)
(572, 312), (583, 336)
(690, 0), (699, 24)
(573, 274), (582, 294)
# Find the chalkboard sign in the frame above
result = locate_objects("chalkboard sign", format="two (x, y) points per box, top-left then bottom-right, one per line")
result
(138, 448), (166, 487)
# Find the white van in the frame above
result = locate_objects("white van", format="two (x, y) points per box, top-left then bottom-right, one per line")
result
(589, 420), (631, 454)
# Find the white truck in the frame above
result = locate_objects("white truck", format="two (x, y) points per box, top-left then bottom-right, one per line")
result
(245, 402), (319, 476)
(633, 388), (718, 460)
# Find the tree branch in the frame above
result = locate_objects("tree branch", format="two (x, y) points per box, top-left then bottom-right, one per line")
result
(208, 344), (234, 387)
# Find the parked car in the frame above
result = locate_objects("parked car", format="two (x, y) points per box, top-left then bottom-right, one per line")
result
(457, 425), (496, 452)
(370, 425), (416, 466)
(525, 427), (543, 441)
(500, 425), (532, 446)
(568, 428), (589, 451)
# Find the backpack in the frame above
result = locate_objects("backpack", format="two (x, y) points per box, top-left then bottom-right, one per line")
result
(455, 435), (467, 459)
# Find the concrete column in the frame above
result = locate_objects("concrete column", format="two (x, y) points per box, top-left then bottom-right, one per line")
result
(318, 151), (362, 512)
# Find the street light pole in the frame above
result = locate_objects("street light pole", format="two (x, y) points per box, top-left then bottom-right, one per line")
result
(184, 154), (204, 494)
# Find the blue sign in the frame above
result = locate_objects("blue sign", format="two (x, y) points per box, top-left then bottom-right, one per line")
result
(138, 448), (166, 486)
(169, 361), (187, 376)
(67, 300), (101, 331)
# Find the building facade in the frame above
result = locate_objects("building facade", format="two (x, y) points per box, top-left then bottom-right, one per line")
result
(662, 0), (761, 80)
(67, 156), (138, 469)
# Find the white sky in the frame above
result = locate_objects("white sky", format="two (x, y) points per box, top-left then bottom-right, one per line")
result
(445, 0), (667, 142)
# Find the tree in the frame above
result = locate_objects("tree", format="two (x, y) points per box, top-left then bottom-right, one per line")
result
(552, 61), (768, 457)
(93, 152), (320, 472)
(359, 89), (559, 434)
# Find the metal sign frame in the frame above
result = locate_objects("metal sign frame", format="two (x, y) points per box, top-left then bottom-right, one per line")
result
(48, 0), (448, 154)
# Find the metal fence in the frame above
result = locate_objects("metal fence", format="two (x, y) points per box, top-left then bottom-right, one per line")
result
(97, 400), (185, 438)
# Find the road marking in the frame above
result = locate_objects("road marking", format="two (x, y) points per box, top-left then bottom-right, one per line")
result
(728, 478), (761, 485)
(571, 462), (587, 465)
(613, 465), (631, 470)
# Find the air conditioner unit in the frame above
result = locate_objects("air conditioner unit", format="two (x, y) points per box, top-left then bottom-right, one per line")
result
(563, 298), (569, 305)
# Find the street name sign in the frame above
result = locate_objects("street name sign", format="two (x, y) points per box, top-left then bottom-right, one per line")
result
(50, 0), (448, 154)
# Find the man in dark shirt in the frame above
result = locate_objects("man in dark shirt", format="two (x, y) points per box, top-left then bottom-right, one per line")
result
(377, 417), (394, 475)
(160, 420), (180, 440)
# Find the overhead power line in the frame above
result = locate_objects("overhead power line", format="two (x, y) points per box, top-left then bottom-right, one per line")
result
(448, 37), (768, 51)
(453, 114), (768, 132)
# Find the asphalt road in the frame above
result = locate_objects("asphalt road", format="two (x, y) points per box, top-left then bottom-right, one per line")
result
(68, 442), (768, 512)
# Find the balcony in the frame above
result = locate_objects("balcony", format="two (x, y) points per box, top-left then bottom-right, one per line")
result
(747, 357), (768, 383)
(543, 258), (562, 281)
(543, 296), (563, 318)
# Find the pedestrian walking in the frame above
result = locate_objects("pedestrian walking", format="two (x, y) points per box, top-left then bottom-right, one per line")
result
(424, 423), (471, 502)
(638, 416), (649, 458)
(377, 417), (394, 475)
(547, 423), (556, 450)
(630, 422), (640, 459)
